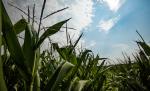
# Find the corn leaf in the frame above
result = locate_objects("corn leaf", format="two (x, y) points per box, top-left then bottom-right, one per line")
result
(0, 58), (7, 91)
(52, 43), (67, 60)
(35, 18), (70, 49)
(32, 48), (40, 91)
(23, 24), (35, 72)
(69, 33), (83, 55)
(2, 1), (30, 80)
(44, 62), (74, 91)
(71, 80), (90, 91)
(33, 71), (40, 91)
(137, 42), (150, 56)
(0, 1), (7, 91)
(68, 77), (79, 91)
(1, 19), (27, 46)
(13, 19), (27, 34)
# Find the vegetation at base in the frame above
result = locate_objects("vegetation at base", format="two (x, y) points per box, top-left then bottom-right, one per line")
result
(1, 0), (150, 91)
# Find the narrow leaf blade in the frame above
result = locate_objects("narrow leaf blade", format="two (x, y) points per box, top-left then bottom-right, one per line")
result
(36, 18), (70, 49)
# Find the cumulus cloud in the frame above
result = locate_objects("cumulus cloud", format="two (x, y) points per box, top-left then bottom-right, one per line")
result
(98, 16), (120, 32)
(3, 0), (94, 49)
(96, 0), (125, 33)
(99, 0), (125, 12)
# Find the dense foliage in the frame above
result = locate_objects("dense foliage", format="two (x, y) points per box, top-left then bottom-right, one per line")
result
(1, 0), (150, 91)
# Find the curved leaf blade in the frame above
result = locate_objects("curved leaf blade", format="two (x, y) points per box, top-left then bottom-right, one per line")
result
(2, 0), (30, 80)
(45, 62), (74, 91)
(35, 18), (70, 49)
(137, 42), (150, 56)
(14, 19), (27, 34)
(0, 1), (7, 91)
(23, 24), (35, 73)
(71, 80), (90, 91)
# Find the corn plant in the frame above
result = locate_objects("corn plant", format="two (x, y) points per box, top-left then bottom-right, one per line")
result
(1, 0), (74, 90)
(105, 32), (150, 91)
(1, 0), (108, 90)
(38, 31), (108, 91)
(2, 0), (150, 90)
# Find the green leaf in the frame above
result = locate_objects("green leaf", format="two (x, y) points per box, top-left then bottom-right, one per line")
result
(52, 43), (68, 60)
(69, 33), (83, 55)
(33, 71), (40, 91)
(71, 80), (90, 91)
(52, 43), (77, 64)
(35, 18), (70, 49)
(137, 42), (150, 56)
(1, 19), (26, 46)
(0, 59), (7, 91)
(23, 24), (35, 73)
(44, 62), (74, 91)
(22, 24), (41, 91)
(2, 0), (30, 80)
(13, 19), (27, 34)
(80, 50), (92, 64)
(0, 2), (7, 90)
(68, 77), (79, 91)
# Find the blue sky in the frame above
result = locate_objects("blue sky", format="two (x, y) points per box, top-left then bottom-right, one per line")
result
(3, 0), (150, 61)
(83, 0), (150, 60)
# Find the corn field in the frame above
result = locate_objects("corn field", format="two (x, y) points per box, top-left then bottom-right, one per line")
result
(1, 0), (150, 91)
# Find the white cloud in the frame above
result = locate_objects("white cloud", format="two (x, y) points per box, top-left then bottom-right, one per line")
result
(98, 16), (120, 32)
(87, 40), (96, 48)
(112, 43), (130, 51)
(75, 40), (96, 51)
(70, 0), (94, 30)
(100, 0), (125, 12)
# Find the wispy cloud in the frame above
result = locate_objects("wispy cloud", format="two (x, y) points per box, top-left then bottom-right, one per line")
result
(100, 0), (125, 12)
(87, 40), (96, 48)
(98, 16), (120, 32)
(75, 40), (96, 51)
(112, 43), (130, 51)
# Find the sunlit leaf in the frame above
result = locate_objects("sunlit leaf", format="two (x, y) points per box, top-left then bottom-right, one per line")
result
(71, 80), (90, 91)
(44, 62), (74, 91)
